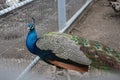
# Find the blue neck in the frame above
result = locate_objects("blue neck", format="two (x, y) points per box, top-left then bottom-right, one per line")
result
(26, 29), (54, 60)
(26, 29), (41, 56)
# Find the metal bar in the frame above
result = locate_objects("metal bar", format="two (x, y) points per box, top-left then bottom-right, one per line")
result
(59, 0), (93, 33)
(58, 0), (66, 31)
(16, 56), (40, 80)
(0, 0), (34, 16)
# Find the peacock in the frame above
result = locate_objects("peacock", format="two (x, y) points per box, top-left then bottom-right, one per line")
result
(26, 18), (120, 80)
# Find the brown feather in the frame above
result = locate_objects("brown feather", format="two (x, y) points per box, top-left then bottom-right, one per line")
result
(48, 60), (89, 73)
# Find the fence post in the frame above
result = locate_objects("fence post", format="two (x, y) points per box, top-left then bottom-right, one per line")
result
(58, 0), (66, 31)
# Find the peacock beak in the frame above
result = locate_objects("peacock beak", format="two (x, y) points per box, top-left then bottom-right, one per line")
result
(27, 27), (30, 31)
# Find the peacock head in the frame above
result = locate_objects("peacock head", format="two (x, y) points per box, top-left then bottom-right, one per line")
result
(27, 18), (35, 31)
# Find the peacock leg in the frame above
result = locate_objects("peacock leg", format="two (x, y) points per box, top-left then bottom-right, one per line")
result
(52, 66), (71, 80)
(52, 66), (58, 80)
(64, 69), (71, 80)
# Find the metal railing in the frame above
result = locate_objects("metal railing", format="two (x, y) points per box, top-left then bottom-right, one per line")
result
(0, 0), (33, 15)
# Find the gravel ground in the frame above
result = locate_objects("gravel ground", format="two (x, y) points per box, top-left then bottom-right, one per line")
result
(70, 0), (120, 52)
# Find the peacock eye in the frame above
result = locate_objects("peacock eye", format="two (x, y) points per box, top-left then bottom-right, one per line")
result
(30, 26), (32, 29)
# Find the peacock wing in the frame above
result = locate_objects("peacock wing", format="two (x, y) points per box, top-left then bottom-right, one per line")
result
(36, 32), (91, 65)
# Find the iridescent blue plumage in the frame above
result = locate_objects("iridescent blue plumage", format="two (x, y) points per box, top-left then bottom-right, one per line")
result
(26, 18), (55, 61)
(26, 19), (38, 53)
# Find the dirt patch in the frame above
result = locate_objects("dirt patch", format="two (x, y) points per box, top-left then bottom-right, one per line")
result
(69, 0), (120, 52)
